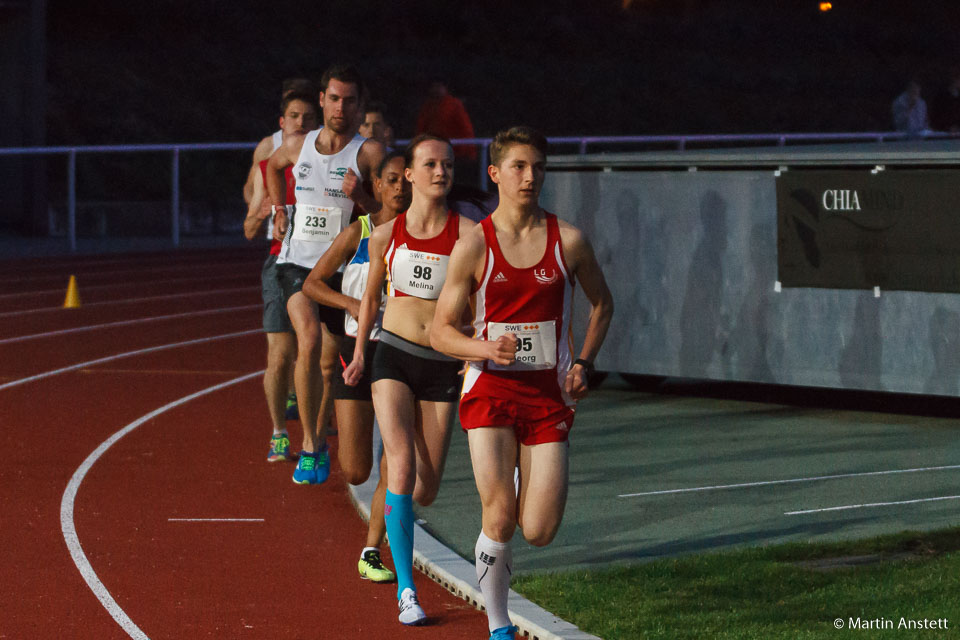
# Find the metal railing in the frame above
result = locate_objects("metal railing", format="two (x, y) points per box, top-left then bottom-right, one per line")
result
(0, 131), (942, 251)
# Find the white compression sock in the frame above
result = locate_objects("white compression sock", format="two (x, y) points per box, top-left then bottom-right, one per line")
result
(475, 530), (513, 632)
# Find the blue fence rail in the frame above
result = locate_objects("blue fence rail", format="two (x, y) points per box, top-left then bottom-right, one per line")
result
(0, 131), (937, 251)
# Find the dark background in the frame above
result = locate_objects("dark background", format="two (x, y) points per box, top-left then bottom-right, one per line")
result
(43, 0), (960, 142)
(4, 0), (960, 235)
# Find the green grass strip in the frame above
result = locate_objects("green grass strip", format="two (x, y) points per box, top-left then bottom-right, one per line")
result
(512, 528), (960, 639)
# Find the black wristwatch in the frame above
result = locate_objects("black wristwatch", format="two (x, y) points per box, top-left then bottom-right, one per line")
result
(573, 358), (594, 376)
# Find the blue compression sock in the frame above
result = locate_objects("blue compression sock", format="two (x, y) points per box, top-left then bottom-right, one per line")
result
(385, 490), (415, 598)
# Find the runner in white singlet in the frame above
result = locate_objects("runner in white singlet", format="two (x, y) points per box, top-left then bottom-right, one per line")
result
(266, 65), (385, 486)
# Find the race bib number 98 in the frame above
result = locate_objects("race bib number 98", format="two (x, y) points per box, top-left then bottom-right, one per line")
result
(391, 249), (449, 299)
(487, 320), (557, 371)
(291, 204), (342, 243)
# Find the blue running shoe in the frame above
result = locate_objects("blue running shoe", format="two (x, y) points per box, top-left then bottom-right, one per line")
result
(315, 448), (331, 484)
(284, 392), (299, 421)
(489, 625), (519, 640)
(292, 452), (318, 484)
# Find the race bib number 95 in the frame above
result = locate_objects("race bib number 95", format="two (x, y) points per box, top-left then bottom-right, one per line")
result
(391, 249), (449, 299)
(292, 204), (342, 243)
(487, 320), (557, 371)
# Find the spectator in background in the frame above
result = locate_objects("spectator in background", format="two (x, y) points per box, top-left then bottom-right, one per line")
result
(891, 80), (930, 137)
(415, 79), (478, 184)
(930, 68), (960, 133)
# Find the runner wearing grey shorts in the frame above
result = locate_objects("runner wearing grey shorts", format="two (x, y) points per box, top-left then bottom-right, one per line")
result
(262, 254), (293, 333)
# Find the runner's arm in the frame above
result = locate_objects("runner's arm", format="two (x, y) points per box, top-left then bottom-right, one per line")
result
(431, 232), (517, 365)
(302, 222), (363, 318)
(243, 136), (273, 204)
(242, 167), (271, 241)
(266, 134), (303, 240)
(562, 226), (614, 399)
(343, 140), (386, 214)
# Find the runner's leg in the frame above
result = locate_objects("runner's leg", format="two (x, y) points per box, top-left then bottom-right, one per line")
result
(265, 332), (295, 434)
(373, 379), (418, 597)
(334, 398), (374, 485)
(517, 440), (569, 547)
(411, 400), (456, 506)
(318, 324), (340, 439)
(468, 427), (519, 632)
(287, 292), (322, 453)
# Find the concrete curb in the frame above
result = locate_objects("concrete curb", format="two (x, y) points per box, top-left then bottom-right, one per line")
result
(346, 444), (602, 640)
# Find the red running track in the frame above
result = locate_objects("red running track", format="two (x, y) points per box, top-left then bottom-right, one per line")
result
(0, 246), (490, 639)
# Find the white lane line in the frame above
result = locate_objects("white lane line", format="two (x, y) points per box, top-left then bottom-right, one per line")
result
(0, 329), (260, 391)
(0, 274), (253, 300)
(0, 286), (258, 319)
(167, 518), (265, 522)
(617, 464), (960, 498)
(785, 494), (960, 516)
(61, 370), (263, 640)
(0, 260), (262, 286)
(0, 305), (259, 345)
(0, 252), (249, 273)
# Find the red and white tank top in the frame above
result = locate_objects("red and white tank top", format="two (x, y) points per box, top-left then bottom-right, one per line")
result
(463, 212), (574, 406)
(258, 160), (296, 256)
(384, 211), (459, 300)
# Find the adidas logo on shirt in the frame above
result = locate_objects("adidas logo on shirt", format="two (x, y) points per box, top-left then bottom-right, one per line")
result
(493, 272), (508, 283)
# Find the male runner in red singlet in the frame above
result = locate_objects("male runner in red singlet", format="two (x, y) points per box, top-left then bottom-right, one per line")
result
(243, 78), (318, 204)
(431, 126), (613, 640)
(243, 91), (318, 462)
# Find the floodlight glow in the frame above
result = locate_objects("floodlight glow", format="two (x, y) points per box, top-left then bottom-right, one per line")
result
(820, 2), (833, 11)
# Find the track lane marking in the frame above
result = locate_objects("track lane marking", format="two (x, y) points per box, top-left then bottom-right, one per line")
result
(61, 370), (263, 640)
(0, 259), (263, 286)
(785, 494), (960, 515)
(81, 368), (245, 376)
(0, 286), (258, 319)
(0, 274), (254, 301)
(617, 464), (960, 498)
(0, 329), (260, 391)
(0, 305), (259, 345)
(167, 518), (265, 522)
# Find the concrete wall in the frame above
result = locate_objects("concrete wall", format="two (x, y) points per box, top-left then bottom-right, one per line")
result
(541, 166), (960, 396)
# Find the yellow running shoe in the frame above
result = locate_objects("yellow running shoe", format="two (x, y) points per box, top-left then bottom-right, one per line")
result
(358, 549), (396, 583)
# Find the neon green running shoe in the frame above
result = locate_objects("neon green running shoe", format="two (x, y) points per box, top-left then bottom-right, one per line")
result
(358, 549), (396, 583)
(267, 433), (292, 462)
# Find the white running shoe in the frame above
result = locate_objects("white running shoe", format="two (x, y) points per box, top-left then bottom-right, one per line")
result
(398, 587), (427, 625)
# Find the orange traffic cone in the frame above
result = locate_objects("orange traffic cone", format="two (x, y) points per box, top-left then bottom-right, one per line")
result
(63, 275), (81, 308)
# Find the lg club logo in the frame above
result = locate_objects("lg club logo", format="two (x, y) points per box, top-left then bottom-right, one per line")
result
(534, 268), (558, 285)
